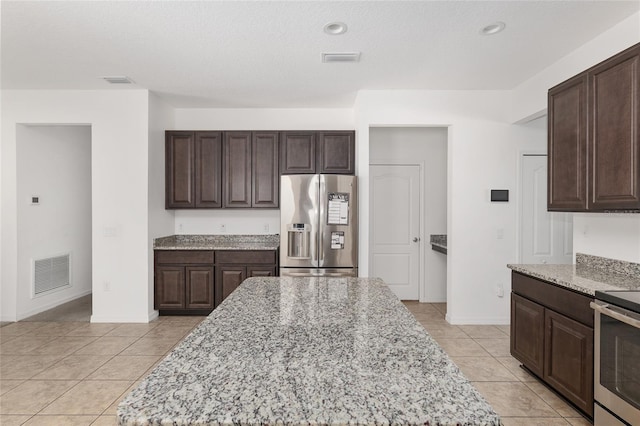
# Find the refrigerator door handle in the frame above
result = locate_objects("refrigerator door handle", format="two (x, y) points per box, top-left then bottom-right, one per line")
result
(313, 230), (318, 263)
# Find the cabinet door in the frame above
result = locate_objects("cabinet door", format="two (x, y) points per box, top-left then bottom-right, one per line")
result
(223, 132), (252, 208)
(318, 131), (355, 174)
(166, 131), (195, 209)
(548, 75), (588, 211)
(544, 309), (594, 417)
(247, 266), (276, 277)
(155, 266), (186, 309)
(185, 266), (214, 309)
(511, 293), (545, 377)
(280, 132), (316, 174)
(252, 132), (279, 207)
(215, 266), (246, 306)
(589, 44), (640, 210)
(195, 132), (222, 208)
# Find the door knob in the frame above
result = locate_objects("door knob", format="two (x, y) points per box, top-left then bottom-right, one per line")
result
(413, 237), (420, 242)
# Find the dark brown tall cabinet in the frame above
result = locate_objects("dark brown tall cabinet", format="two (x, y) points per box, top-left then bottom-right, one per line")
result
(280, 131), (355, 175)
(511, 272), (594, 417)
(548, 42), (640, 211)
(166, 132), (222, 209)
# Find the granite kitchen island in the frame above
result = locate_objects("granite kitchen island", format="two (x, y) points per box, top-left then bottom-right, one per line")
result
(117, 277), (500, 426)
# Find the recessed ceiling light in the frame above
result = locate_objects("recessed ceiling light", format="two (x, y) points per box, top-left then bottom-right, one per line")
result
(480, 22), (506, 35)
(102, 76), (134, 84)
(324, 22), (347, 35)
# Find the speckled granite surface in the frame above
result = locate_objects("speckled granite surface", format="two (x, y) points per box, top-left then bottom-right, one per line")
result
(508, 253), (640, 296)
(118, 277), (500, 426)
(430, 234), (447, 254)
(154, 234), (280, 250)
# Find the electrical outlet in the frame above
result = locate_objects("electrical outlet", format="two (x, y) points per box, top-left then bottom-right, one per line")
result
(496, 283), (504, 297)
(103, 281), (111, 292)
(178, 223), (183, 232)
(220, 224), (226, 233)
(263, 223), (269, 233)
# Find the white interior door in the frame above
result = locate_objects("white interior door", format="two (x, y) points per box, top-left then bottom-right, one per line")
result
(370, 165), (421, 299)
(521, 155), (573, 264)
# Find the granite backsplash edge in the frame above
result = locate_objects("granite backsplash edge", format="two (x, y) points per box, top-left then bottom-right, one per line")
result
(576, 253), (640, 279)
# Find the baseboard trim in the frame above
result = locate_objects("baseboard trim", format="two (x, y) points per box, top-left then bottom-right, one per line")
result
(16, 289), (92, 321)
(446, 313), (510, 325)
(91, 312), (158, 323)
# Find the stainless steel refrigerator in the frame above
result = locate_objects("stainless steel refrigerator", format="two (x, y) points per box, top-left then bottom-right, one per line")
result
(280, 174), (358, 277)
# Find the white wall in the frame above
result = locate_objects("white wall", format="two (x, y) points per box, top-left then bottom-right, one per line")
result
(1, 90), (154, 322)
(148, 93), (176, 318)
(171, 108), (355, 235)
(16, 125), (92, 318)
(511, 13), (640, 265)
(369, 127), (447, 302)
(354, 90), (547, 324)
(511, 11), (640, 123)
(573, 214), (640, 263)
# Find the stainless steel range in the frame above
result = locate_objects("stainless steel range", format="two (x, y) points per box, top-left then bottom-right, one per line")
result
(591, 290), (640, 426)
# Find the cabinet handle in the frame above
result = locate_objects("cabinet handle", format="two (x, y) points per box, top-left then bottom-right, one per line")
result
(413, 237), (420, 243)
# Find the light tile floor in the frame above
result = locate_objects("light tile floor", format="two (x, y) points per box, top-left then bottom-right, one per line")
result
(0, 300), (592, 425)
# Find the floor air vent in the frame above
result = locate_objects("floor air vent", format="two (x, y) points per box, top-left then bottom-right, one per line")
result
(34, 254), (70, 295)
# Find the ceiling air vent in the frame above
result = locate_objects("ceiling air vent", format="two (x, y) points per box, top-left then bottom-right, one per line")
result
(102, 76), (134, 84)
(322, 52), (361, 63)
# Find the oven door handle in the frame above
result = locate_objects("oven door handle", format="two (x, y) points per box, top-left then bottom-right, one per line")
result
(590, 301), (640, 329)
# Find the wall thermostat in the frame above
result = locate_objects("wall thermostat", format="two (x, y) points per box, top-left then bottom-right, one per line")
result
(491, 190), (509, 202)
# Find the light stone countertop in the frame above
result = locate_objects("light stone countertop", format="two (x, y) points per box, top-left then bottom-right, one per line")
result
(117, 277), (500, 426)
(154, 234), (279, 250)
(430, 234), (447, 254)
(508, 253), (640, 296)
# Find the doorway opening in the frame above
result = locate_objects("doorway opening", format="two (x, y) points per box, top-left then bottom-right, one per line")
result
(519, 153), (573, 264)
(369, 127), (448, 303)
(16, 124), (93, 322)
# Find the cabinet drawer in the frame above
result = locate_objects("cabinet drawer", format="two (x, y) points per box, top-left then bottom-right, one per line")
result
(512, 272), (593, 327)
(215, 250), (276, 264)
(155, 250), (214, 265)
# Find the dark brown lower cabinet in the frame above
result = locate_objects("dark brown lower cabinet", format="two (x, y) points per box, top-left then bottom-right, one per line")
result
(155, 249), (278, 313)
(155, 266), (185, 310)
(510, 271), (594, 418)
(511, 293), (545, 377)
(154, 250), (215, 315)
(544, 310), (594, 415)
(215, 250), (277, 305)
(216, 266), (245, 306)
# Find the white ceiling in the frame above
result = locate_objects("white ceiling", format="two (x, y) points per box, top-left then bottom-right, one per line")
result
(2, 1), (639, 108)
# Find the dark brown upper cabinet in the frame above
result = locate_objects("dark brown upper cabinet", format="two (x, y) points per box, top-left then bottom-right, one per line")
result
(280, 132), (317, 174)
(252, 132), (279, 208)
(223, 131), (279, 208)
(223, 132), (252, 208)
(166, 131), (222, 209)
(280, 131), (355, 175)
(318, 131), (355, 174)
(589, 45), (640, 210)
(548, 42), (640, 212)
(195, 132), (223, 208)
(548, 75), (588, 211)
